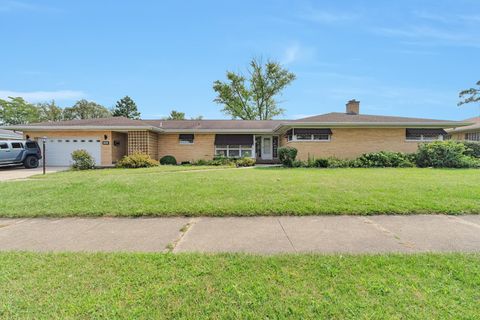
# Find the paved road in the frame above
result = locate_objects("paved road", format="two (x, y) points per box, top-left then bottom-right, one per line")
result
(0, 215), (479, 253)
(0, 166), (68, 181)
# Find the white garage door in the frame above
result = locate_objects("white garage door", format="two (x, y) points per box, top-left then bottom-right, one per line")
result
(42, 138), (102, 166)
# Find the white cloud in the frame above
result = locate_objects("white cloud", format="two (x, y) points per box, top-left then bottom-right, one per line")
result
(0, 0), (59, 13)
(299, 9), (359, 24)
(281, 43), (315, 65)
(282, 45), (300, 64)
(373, 25), (480, 48)
(0, 90), (86, 102)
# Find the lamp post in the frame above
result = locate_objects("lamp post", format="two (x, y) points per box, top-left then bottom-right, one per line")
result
(42, 137), (47, 175)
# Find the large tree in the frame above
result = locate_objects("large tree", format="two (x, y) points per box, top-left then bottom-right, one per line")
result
(458, 80), (480, 108)
(0, 96), (40, 125)
(63, 99), (111, 120)
(112, 96), (141, 119)
(37, 100), (63, 122)
(213, 58), (296, 120)
(166, 110), (185, 120)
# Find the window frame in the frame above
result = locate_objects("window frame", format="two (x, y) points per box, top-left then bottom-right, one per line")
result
(465, 132), (480, 142)
(405, 134), (444, 142)
(215, 144), (254, 158)
(179, 134), (194, 145)
(287, 133), (331, 142)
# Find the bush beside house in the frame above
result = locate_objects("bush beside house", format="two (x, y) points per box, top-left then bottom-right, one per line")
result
(71, 149), (96, 170)
(160, 155), (177, 165)
(117, 153), (159, 168)
(280, 141), (480, 169)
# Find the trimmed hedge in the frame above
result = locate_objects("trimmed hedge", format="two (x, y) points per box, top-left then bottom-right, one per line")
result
(117, 153), (159, 168)
(160, 155), (177, 165)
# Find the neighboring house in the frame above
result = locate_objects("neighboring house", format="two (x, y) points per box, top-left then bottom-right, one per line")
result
(0, 129), (23, 140)
(3, 100), (471, 166)
(447, 117), (480, 142)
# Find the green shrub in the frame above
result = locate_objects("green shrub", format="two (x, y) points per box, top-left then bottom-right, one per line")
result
(192, 159), (208, 166)
(210, 156), (235, 166)
(461, 141), (480, 158)
(416, 141), (474, 168)
(278, 146), (298, 167)
(71, 149), (95, 170)
(314, 158), (329, 168)
(117, 152), (159, 168)
(160, 155), (177, 165)
(325, 158), (350, 168)
(355, 151), (414, 168)
(235, 157), (256, 167)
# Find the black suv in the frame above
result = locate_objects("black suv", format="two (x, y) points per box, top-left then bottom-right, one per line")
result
(0, 140), (43, 168)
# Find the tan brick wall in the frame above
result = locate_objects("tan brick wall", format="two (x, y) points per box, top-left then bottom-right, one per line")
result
(148, 131), (159, 160)
(23, 130), (113, 166)
(281, 128), (420, 160)
(111, 132), (127, 163)
(158, 134), (215, 163)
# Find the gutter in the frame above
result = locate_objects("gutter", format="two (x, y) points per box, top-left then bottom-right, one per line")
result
(272, 121), (474, 133)
(1, 125), (165, 133)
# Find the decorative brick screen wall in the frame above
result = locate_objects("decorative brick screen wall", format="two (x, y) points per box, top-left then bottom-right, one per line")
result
(127, 131), (159, 160)
(127, 131), (149, 155)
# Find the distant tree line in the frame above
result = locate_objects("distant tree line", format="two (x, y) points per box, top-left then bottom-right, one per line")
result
(0, 96), (141, 125)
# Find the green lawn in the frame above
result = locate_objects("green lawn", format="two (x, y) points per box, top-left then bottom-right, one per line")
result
(0, 252), (478, 319)
(0, 167), (479, 217)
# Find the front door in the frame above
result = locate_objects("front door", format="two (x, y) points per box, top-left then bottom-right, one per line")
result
(261, 136), (272, 160)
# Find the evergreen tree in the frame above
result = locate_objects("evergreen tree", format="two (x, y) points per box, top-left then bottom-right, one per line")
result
(112, 96), (141, 119)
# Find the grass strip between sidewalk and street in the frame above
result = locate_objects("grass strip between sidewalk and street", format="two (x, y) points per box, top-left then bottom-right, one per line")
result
(0, 252), (479, 319)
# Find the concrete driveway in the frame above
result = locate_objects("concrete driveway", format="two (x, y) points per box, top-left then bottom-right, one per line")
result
(0, 215), (479, 253)
(0, 166), (69, 181)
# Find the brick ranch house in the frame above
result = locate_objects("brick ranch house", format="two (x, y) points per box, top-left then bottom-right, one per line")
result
(447, 117), (480, 142)
(4, 100), (472, 166)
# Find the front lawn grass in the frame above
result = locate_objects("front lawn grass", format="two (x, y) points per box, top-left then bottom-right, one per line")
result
(0, 167), (479, 217)
(0, 252), (478, 319)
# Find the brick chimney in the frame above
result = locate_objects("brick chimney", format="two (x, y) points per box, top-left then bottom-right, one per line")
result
(346, 99), (360, 115)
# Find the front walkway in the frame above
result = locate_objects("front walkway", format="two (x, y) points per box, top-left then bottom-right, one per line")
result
(1, 215), (479, 253)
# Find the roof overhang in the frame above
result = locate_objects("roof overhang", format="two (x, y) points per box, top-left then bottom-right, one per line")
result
(161, 128), (273, 134)
(273, 121), (474, 134)
(1, 125), (164, 133)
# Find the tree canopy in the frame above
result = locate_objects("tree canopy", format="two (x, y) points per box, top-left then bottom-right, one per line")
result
(458, 80), (480, 108)
(213, 58), (296, 120)
(0, 97), (39, 125)
(63, 99), (111, 120)
(37, 100), (63, 122)
(112, 96), (141, 119)
(166, 110), (186, 120)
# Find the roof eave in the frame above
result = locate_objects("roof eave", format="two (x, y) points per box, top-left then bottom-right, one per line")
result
(161, 128), (274, 133)
(1, 125), (164, 133)
(273, 121), (472, 133)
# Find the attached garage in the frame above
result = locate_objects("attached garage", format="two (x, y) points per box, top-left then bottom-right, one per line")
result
(42, 138), (102, 166)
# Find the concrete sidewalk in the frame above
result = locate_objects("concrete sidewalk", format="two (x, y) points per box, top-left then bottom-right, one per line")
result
(0, 166), (68, 181)
(0, 215), (479, 254)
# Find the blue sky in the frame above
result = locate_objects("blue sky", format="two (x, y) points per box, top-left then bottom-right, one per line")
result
(0, 0), (479, 120)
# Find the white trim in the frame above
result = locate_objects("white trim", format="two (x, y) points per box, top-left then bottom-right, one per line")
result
(214, 144), (254, 158)
(405, 134), (444, 142)
(287, 133), (331, 142)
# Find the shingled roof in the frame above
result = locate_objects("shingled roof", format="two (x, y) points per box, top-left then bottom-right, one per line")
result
(3, 113), (470, 132)
(293, 112), (458, 124)
(447, 117), (480, 133)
